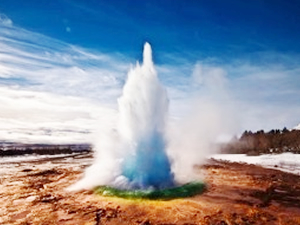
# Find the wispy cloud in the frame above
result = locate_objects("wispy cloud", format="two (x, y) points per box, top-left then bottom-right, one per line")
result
(189, 53), (300, 131)
(0, 13), (12, 26)
(0, 86), (117, 143)
(0, 13), (299, 143)
(157, 51), (300, 132)
(0, 15), (126, 143)
(0, 19), (130, 102)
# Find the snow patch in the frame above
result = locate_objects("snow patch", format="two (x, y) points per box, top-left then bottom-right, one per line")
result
(210, 153), (300, 175)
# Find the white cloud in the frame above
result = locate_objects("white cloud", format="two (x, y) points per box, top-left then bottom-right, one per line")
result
(0, 14), (300, 144)
(0, 14), (13, 26)
(0, 22), (129, 103)
(192, 63), (227, 88)
(0, 86), (117, 143)
(162, 55), (300, 132)
(0, 19), (126, 143)
(228, 60), (300, 131)
(189, 56), (300, 131)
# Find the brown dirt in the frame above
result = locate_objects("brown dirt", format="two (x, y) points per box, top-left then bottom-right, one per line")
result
(1, 154), (300, 225)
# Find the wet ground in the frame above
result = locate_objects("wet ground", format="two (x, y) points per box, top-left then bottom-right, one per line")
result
(1, 153), (300, 224)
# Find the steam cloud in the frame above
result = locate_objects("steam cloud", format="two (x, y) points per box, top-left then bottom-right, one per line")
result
(68, 43), (237, 191)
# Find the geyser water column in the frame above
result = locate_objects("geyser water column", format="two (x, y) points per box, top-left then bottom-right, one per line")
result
(68, 42), (205, 196)
(77, 42), (206, 198)
(118, 43), (174, 189)
(94, 43), (206, 199)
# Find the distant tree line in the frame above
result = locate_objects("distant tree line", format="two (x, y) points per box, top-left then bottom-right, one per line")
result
(220, 128), (300, 155)
(0, 143), (91, 156)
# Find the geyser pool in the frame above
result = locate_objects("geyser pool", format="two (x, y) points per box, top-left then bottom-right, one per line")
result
(94, 182), (205, 200)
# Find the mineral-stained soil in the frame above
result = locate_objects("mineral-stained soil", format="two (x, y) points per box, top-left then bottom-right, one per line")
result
(1, 153), (300, 225)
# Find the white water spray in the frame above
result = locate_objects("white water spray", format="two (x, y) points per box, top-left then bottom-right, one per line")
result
(69, 43), (174, 191)
(117, 42), (174, 189)
(68, 42), (238, 192)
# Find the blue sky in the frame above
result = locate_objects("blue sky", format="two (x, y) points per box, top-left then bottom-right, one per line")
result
(0, 0), (300, 142)
(2, 0), (300, 58)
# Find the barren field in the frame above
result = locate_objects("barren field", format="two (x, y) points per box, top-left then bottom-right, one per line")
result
(1, 153), (300, 225)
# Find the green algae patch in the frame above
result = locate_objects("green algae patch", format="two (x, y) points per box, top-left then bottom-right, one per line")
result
(94, 182), (206, 200)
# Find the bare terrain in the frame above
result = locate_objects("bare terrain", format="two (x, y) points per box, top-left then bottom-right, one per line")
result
(1, 153), (300, 225)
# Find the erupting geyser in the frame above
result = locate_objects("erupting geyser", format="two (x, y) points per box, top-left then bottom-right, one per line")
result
(69, 42), (205, 198)
(118, 42), (174, 189)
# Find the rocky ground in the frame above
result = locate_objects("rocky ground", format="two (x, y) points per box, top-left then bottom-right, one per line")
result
(1, 153), (300, 225)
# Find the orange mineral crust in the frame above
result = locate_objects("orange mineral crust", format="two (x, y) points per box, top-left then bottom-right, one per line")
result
(1, 153), (300, 225)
